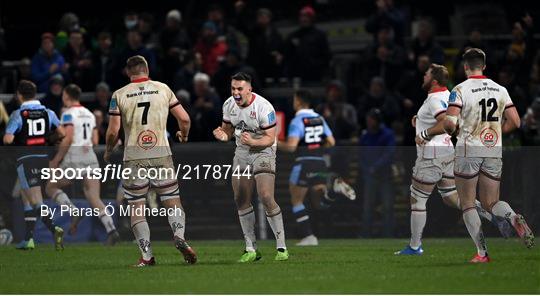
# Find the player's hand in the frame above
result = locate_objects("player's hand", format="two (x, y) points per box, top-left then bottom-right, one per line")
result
(213, 127), (228, 142)
(49, 159), (60, 169)
(176, 131), (188, 143)
(415, 134), (426, 145)
(240, 132), (253, 146)
(411, 115), (417, 128)
(104, 149), (112, 163)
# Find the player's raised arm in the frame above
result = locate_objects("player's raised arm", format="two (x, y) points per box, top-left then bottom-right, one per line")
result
(214, 99), (234, 142)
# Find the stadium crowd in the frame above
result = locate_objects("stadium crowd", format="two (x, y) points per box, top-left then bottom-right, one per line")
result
(0, 1), (539, 238)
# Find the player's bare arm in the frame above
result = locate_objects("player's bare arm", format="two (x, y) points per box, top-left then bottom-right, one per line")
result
(170, 102), (191, 142)
(416, 113), (447, 145)
(241, 126), (276, 148)
(213, 122), (233, 142)
(324, 135), (336, 148)
(104, 114), (121, 163)
(444, 105), (460, 135)
(502, 106), (521, 134)
(3, 133), (14, 145)
(50, 124), (74, 168)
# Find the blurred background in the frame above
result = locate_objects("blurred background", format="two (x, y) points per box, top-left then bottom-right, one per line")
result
(0, 0), (538, 243)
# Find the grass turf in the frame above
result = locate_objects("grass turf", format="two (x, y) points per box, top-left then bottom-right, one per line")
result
(0, 238), (538, 294)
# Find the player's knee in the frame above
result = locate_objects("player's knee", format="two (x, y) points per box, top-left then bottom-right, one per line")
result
(410, 185), (429, 211)
(156, 185), (180, 202)
(485, 200), (497, 212)
(438, 186), (457, 198)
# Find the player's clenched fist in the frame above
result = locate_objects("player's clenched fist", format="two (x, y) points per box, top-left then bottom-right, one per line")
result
(240, 132), (253, 146)
(213, 127), (229, 142)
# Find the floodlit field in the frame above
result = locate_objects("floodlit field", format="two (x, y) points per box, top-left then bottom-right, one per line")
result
(0, 238), (538, 294)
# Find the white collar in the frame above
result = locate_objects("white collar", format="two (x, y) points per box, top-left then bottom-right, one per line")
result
(295, 108), (314, 116)
(21, 100), (41, 106)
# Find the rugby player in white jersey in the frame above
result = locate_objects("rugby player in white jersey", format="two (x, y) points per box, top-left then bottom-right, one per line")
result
(105, 55), (195, 267)
(46, 84), (120, 245)
(213, 72), (288, 262)
(395, 64), (512, 255)
(444, 48), (534, 263)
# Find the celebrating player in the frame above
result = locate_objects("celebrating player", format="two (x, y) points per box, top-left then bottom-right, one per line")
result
(213, 72), (288, 262)
(3, 80), (65, 250)
(395, 64), (512, 255)
(444, 48), (534, 263)
(45, 84), (120, 245)
(105, 55), (195, 267)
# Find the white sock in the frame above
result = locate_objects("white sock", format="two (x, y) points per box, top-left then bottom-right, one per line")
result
(99, 211), (116, 233)
(491, 201), (517, 223)
(132, 220), (153, 260)
(168, 207), (185, 239)
(474, 200), (494, 222)
(266, 206), (286, 250)
(52, 189), (76, 209)
(238, 206), (257, 252)
(410, 211), (426, 249)
(463, 208), (487, 257)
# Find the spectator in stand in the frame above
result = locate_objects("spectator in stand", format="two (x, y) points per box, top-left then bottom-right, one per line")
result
(213, 50), (259, 99)
(207, 4), (243, 57)
(317, 80), (358, 141)
(283, 6), (330, 83)
(41, 75), (64, 115)
(138, 12), (160, 51)
(454, 29), (494, 83)
(409, 19), (444, 66)
(498, 68), (529, 116)
(502, 14), (536, 90)
(189, 73), (221, 141)
(93, 109), (107, 145)
(358, 108), (396, 237)
(521, 97), (540, 146)
(246, 8), (284, 84)
(0, 24), (7, 64)
(160, 9), (191, 85)
(55, 12), (82, 51)
(363, 24), (407, 90)
(173, 51), (202, 95)
(396, 54), (430, 145)
(114, 11), (139, 52)
(117, 29), (157, 84)
(31, 32), (67, 93)
(87, 82), (111, 116)
(357, 77), (400, 129)
(63, 29), (94, 90)
(92, 32), (117, 89)
(365, 0), (406, 45)
(194, 21), (228, 77)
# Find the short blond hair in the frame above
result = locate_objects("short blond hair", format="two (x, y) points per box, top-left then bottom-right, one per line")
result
(126, 55), (149, 76)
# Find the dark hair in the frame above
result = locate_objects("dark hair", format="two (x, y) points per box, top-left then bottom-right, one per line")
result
(64, 84), (81, 100)
(367, 108), (383, 123)
(231, 72), (252, 83)
(294, 89), (312, 107)
(429, 63), (449, 86)
(126, 55), (148, 74)
(462, 48), (486, 70)
(17, 80), (37, 100)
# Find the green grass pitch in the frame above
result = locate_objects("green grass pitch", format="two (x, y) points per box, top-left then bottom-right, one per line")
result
(0, 238), (538, 294)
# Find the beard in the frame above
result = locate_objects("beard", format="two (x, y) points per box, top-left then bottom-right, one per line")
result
(422, 79), (432, 92)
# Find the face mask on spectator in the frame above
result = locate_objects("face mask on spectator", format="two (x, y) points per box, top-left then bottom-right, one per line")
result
(125, 20), (137, 29)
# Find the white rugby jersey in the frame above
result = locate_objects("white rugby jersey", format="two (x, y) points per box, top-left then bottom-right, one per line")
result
(109, 78), (180, 161)
(61, 105), (98, 163)
(415, 87), (454, 159)
(448, 75), (514, 158)
(222, 92), (277, 152)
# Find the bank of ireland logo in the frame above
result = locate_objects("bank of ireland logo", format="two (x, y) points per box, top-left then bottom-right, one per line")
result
(137, 130), (157, 150)
(480, 127), (498, 147)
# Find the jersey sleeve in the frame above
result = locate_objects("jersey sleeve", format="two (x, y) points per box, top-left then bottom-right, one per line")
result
(167, 85), (181, 109)
(502, 88), (515, 110)
(60, 110), (73, 126)
(222, 98), (232, 124)
(259, 102), (277, 130)
(48, 110), (61, 129)
(5, 111), (22, 134)
(430, 97), (448, 119)
(287, 117), (304, 138)
(448, 86), (463, 109)
(108, 92), (120, 116)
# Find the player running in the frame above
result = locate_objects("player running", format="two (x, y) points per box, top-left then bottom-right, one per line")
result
(3, 80), (65, 250)
(278, 89), (355, 246)
(444, 48), (534, 263)
(213, 72), (288, 262)
(395, 64), (512, 255)
(105, 55), (195, 267)
(45, 84), (120, 245)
